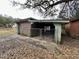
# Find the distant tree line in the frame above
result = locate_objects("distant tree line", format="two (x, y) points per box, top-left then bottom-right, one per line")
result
(0, 15), (15, 28)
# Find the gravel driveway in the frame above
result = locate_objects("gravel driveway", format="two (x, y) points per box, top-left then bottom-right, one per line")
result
(0, 35), (63, 59)
(0, 35), (79, 59)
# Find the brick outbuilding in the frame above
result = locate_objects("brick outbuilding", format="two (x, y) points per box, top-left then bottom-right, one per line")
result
(65, 19), (79, 38)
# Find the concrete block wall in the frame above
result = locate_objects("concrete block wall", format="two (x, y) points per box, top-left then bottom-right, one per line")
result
(19, 22), (31, 36)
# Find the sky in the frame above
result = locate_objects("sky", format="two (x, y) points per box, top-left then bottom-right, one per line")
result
(0, 0), (61, 19)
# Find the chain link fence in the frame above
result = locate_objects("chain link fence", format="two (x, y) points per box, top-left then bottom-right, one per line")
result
(0, 27), (55, 42)
(19, 28), (55, 42)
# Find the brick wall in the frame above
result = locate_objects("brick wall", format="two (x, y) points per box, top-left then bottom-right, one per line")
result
(70, 21), (79, 38)
(65, 20), (79, 38)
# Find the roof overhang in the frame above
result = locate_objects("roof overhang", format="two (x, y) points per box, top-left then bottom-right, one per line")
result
(29, 19), (69, 24)
(16, 17), (70, 24)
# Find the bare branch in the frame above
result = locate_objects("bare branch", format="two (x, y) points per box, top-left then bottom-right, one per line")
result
(10, 0), (79, 18)
(47, 0), (73, 8)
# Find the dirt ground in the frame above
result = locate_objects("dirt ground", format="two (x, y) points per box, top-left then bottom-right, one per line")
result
(0, 35), (79, 59)
(59, 36), (79, 59)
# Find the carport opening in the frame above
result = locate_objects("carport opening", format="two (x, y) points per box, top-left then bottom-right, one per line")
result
(31, 22), (55, 36)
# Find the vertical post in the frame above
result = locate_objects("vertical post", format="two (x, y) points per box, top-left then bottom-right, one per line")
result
(54, 24), (62, 44)
(16, 23), (18, 34)
(16, 23), (20, 34)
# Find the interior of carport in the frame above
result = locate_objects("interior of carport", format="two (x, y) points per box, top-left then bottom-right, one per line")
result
(31, 22), (55, 36)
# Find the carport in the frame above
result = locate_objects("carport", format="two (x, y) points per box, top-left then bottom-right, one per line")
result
(31, 22), (55, 36)
(29, 19), (69, 44)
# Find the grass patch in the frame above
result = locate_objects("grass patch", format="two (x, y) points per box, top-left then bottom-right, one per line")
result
(0, 28), (16, 37)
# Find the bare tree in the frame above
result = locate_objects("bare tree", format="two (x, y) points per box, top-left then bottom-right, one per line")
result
(59, 0), (79, 19)
(11, 0), (79, 19)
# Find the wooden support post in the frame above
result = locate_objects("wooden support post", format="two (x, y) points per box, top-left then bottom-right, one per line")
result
(54, 24), (62, 44)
